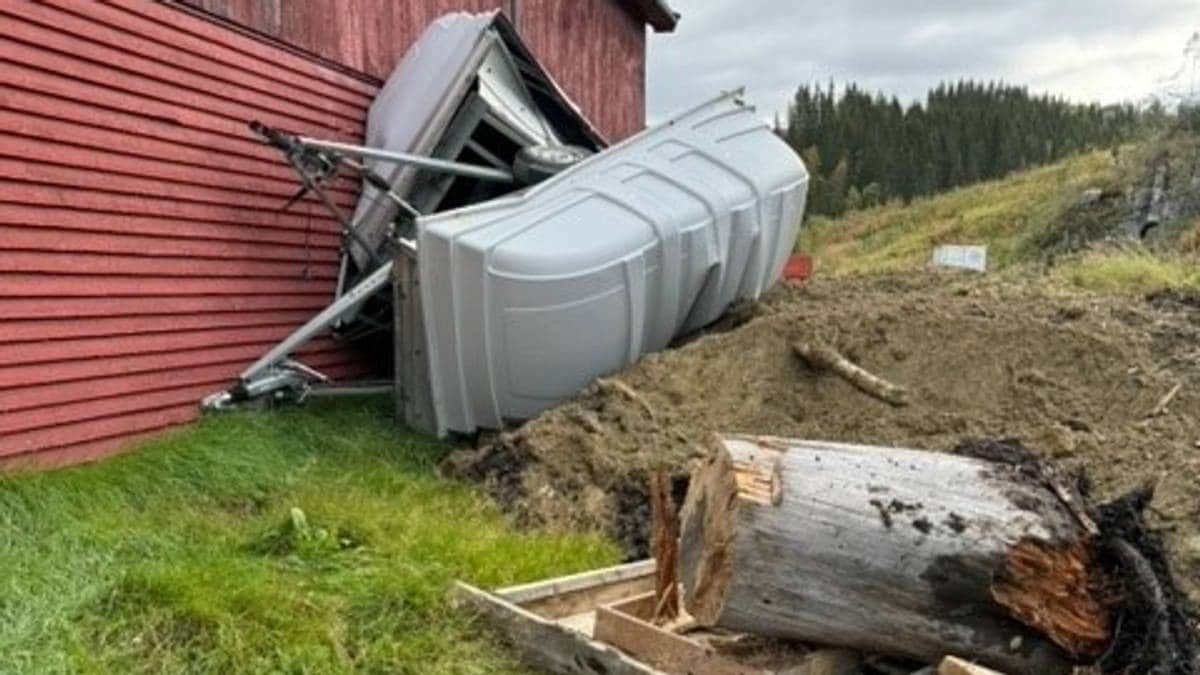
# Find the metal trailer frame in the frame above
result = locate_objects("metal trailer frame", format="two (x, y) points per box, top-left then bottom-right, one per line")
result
(201, 130), (450, 411)
(201, 12), (604, 412)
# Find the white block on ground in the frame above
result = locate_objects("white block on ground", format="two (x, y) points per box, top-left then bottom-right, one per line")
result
(931, 245), (988, 272)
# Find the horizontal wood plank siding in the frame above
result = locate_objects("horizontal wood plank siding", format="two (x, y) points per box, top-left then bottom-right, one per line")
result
(175, 0), (506, 82)
(518, 0), (647, 140)
(0, 1), (379, 466)
(175, 0), (648, 140)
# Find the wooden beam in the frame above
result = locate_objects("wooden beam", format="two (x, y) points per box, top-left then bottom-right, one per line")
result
(593, 593), (757, 675)
(454, 581), (662, 675)
(500, 560), (657, 620)
(394, 252), (436, 433)
(938, 656), (1007, 675)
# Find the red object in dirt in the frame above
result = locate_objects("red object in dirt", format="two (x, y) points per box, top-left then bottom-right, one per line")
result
(784, 254), (813, 282)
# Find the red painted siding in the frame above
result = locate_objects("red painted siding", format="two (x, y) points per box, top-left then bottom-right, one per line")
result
(0, 0), (378, 468)
(175, 0), (648, 140)
(518, 0), (646, 140)
(177, 0), (507, 80)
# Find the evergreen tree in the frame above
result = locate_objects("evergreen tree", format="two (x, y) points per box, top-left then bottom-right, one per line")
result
(782, 80), (1147, 217)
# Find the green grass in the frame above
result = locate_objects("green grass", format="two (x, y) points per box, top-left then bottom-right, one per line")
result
(795, 141), (1200, 295)
(0, 399), (619, 674)
(1050, 247), (1200, 294)
(799, 149), (1122, 275)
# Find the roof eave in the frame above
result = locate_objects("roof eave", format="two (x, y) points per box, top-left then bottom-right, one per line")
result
(624, 0), (678, 32)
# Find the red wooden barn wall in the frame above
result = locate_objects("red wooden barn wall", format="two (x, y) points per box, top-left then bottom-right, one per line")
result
(0, 0), (656, 468)
(0, 0), (376, 468)
(176, 0), (508, 86)
(518, 0), (646, 143)
(175, 0), (650, 140)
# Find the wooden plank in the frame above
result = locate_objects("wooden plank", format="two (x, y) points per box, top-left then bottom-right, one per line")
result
(31, 0), (368, 118)
(501, 560), (657, 620)
(0, 403), (198, 459)
(0, 77), (358, 186)
(0, 12), (360, 131)
(0, 134), (357, 207)
(0, 250), (338, 280)
(0, 310), (317, 345)
(0, 350), (354, 411)
(0, 324), (312, 365)
(0, 155), (353, 214)
(593, 594), (758, 675)
(0, 273), (339, 298)
(0, 183), (344, 234)
(0, 294), (334, 321)
(395, 252), (436, 433)
(499, 560), (656, 606)
(0, 206), (342, 251)
(108, 0), (378, 99)
(938, 656), (1007, 675)
(523, 574), (657, 621)
(454, 581), (663, 675)
(0, 341), (345, 389)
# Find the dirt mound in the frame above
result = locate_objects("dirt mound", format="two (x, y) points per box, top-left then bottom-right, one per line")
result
(445, 272), (1200, 601)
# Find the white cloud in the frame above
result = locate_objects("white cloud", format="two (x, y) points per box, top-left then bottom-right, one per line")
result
(648, 0), (1199, 120)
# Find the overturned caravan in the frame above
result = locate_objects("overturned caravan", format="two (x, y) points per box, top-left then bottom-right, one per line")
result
(419, 92), (809, 434)
(203, 10), (603, 409)
(200, 14), (807, 434)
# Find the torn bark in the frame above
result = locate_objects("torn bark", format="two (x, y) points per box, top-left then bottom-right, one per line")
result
(649, 472), (680, 624)
(678, 434), (1111, 675)
(793, 341), (909, 406)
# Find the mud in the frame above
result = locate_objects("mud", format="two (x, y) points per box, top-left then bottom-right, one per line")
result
(444, 272), (1200, 603)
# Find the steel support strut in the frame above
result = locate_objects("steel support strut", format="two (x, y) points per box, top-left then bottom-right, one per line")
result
(202, 122), (476, 410)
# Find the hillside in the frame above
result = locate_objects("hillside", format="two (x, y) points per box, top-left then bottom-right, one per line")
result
(799, 131), (1200, 292)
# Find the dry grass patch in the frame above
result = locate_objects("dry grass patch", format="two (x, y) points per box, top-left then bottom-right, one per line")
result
(800, 150), (1122, 275)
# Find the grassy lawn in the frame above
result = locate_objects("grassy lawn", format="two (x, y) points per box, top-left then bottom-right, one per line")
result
(1050, 246), (1200, 294)
(0, 399), (619, 674)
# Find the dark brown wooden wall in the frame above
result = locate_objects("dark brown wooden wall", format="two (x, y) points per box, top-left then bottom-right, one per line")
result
(174, 0), (648, 140)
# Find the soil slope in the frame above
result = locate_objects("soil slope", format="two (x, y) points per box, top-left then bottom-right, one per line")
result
(445, 272), (1200, 601)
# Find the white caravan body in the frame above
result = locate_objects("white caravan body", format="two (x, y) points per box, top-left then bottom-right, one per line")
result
(418, 92), (809, 434)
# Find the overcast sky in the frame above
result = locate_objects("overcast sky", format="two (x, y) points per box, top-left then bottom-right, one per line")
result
(647, 0), (1199, 121)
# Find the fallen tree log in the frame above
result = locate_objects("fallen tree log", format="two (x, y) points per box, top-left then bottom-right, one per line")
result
(678, 435), (1111, 675)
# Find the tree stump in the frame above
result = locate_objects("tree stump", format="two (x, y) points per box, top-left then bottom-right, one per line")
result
(678, 435), (1111, 675)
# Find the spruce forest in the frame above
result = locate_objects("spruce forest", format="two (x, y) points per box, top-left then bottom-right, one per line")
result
(780, 80), (1149, 216)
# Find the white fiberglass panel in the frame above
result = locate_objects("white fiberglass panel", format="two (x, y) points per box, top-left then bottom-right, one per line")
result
(418, 91), (809, 434)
